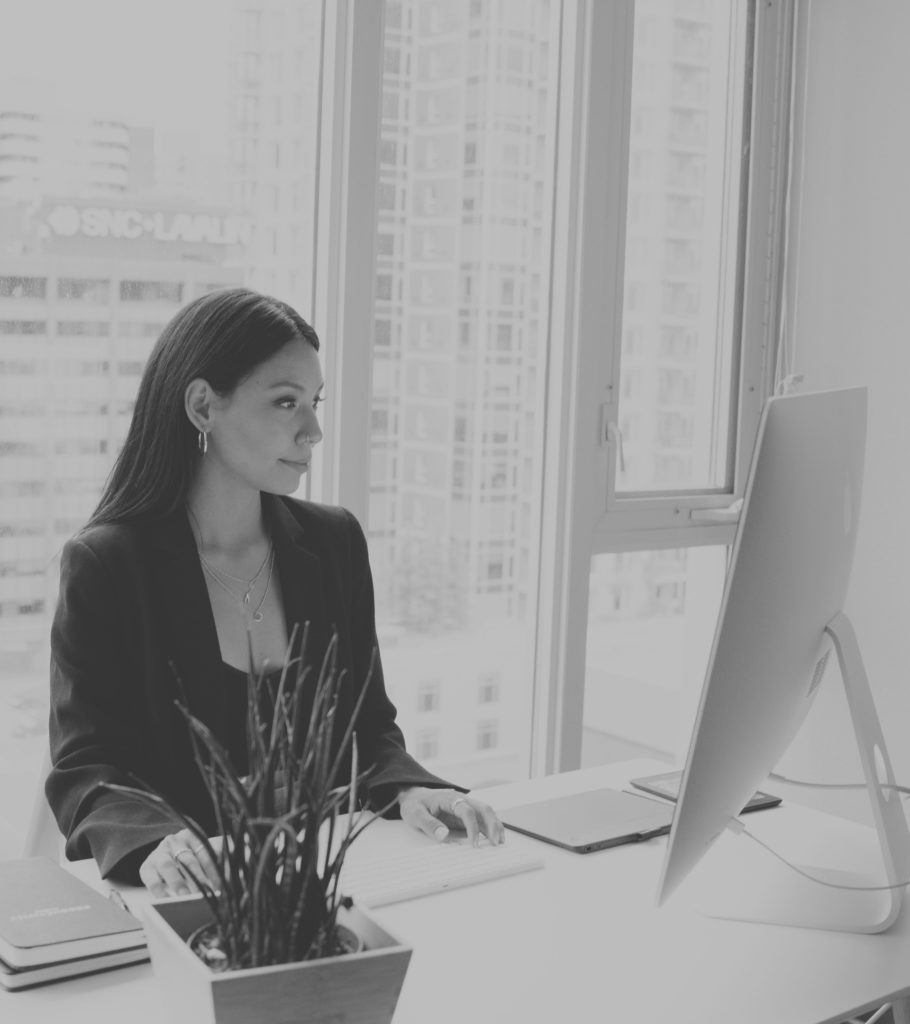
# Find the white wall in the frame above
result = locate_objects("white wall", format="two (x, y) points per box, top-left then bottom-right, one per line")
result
(776, 0), (910, 821)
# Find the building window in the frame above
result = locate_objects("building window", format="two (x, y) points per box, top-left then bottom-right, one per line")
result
(0, 276), (46, 299)
(378, 183), (396, 210)
(118, 322), (164, 338)
(417, 682), (440, 713)
(57, 321), (110, 337)
(476, 720), (498, 751)
(0, 320), (45, 335)
(478, 675), (500, 704)
(486, 559), (503, 581)
(119, 280), (183, 303)
(416, 731), (439, 760)
(376, 275), (393, 301)
(374, 319), (391, 346)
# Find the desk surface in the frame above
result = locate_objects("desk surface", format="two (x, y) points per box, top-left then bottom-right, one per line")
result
(8, 759), (910, 1024)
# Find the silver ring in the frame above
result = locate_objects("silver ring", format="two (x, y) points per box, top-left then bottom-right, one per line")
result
(175, 849), (193, 863)
(451, 797), (468, 813)
(192, 844), (206, 856)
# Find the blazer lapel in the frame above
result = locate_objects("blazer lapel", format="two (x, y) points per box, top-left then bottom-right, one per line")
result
(265, 495), (329, 671)
(147, 509), (223, 718)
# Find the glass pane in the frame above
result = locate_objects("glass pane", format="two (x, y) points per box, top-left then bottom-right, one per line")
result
(368, 0), (557, 788)
(582, 546), (727, 767)
(0, 0), (323, 856)
(616, 0), (749, 493)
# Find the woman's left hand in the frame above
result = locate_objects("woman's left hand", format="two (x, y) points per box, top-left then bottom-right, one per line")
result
(397, 787), (505, 846)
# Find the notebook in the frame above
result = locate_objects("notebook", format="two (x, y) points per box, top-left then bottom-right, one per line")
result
(0, 857), (145, 968)
(500, 787), (674, 854)
(0, 945), (149, 990)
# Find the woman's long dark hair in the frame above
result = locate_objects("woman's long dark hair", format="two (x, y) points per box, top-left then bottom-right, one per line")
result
(85, 288), (319, 528)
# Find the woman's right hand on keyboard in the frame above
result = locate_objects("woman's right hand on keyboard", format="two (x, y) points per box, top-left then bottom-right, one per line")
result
(396, 787), (506, 847)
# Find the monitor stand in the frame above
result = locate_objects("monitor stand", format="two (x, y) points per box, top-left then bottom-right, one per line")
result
(691, 611), (910, 934)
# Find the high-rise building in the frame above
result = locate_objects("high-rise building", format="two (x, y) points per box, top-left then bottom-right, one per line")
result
(371, 0), (551, 632)
(225, 0), (322, 303)
(0, 197), (248, 700)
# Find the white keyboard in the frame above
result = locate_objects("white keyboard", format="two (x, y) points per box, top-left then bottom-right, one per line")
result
(340, 841), (545, 908)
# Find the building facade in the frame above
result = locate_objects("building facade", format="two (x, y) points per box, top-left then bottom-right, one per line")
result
(0, 196), (248, 692)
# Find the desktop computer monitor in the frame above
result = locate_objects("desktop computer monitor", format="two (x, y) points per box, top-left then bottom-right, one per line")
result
(655, 386), (910, 932)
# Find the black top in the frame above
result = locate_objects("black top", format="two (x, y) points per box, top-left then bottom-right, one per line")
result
(218, 662), (258, 777)
(47, 495), (459, 882)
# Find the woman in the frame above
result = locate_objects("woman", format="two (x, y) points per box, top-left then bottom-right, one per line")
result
(47, 287), (504, 897)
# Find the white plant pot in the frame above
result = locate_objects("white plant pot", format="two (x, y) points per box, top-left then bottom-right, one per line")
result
(141, 895), (412, 1024)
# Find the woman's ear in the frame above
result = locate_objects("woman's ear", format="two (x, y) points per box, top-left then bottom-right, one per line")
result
(184, 378), (215, 432)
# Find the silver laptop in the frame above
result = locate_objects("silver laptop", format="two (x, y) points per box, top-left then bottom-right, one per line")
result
(500, 787), (674, 854)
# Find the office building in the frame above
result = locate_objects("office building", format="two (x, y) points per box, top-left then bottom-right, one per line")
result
(0, 195), (248, 696)
(225, 0), (322, 303)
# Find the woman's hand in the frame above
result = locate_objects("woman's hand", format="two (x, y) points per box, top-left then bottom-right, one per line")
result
(139, 828), (221, 897)
(397, 787), (505, 846)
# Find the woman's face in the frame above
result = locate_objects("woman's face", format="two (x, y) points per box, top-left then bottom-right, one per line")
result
(206, 337), (324, 495)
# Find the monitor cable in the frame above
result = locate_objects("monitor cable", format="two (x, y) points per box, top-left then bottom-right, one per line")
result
(724, 771), (910, 892)
(768, 771), (910, 799)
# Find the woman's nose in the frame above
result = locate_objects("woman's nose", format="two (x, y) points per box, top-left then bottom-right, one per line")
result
(300, 408), (323, 445)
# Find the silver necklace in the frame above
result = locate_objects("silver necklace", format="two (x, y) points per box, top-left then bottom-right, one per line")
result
(200, 545), (275, 623)
(188, 506), (274, 624)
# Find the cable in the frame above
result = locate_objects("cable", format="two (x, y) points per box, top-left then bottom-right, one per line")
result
(725, 817), (910, 892)
(768, 771), (910, 799)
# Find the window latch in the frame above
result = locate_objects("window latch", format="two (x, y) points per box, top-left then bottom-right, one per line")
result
(605, 421), (625, 474)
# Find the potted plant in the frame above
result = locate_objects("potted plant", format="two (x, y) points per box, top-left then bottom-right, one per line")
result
(107, 626), (412, 1024)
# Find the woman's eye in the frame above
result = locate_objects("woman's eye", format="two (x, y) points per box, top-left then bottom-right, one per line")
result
(277, 397), (297, 410)
(313, 395), (325, 410)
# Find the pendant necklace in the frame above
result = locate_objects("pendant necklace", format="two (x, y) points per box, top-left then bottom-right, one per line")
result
(188, 506), (274, 624)
(199, 545), (275, 623)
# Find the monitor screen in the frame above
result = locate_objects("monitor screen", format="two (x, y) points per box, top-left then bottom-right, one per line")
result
(656, 386), (868, 908)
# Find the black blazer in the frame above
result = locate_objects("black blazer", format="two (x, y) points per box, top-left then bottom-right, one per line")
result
(47, 495), (456, 881)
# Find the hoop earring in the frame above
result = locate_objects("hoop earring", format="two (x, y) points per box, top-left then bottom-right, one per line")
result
(198, 429), (208, 456)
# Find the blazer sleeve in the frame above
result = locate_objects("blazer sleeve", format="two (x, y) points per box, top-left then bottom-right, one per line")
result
(47, 536), (185, 880)
(340, 508), (464, 812)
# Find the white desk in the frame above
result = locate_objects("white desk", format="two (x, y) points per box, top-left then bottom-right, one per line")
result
(9, 759), (910, 1024)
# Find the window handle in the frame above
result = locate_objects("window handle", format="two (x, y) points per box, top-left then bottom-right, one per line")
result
(605, 422), (626, 474)
(689, 498), (743, 524)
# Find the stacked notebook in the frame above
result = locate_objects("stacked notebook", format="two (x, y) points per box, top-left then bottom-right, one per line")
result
(0, 857), (147, 990)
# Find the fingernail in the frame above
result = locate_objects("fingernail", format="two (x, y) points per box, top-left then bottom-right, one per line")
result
(434, 825), (449, 841)
(176, 885), (190, 897)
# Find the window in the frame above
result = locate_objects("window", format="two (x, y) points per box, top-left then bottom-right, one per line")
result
(367, 0), (558, 788)
(119, 281), (183, 304)
(0, 320), (45, 334)
(0, 276), (46, 299)
(476, 720), (498, 752)
(417, 682), (440, 713)
(0, 0), (793, 854)
(565, 1), (792, 773)
(415, 730), (439, 761)
(118, 322), (164, 338)
(59, 278), (111, 308)
(57, 321), (110, 336)
(478, 675), (500, 704)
